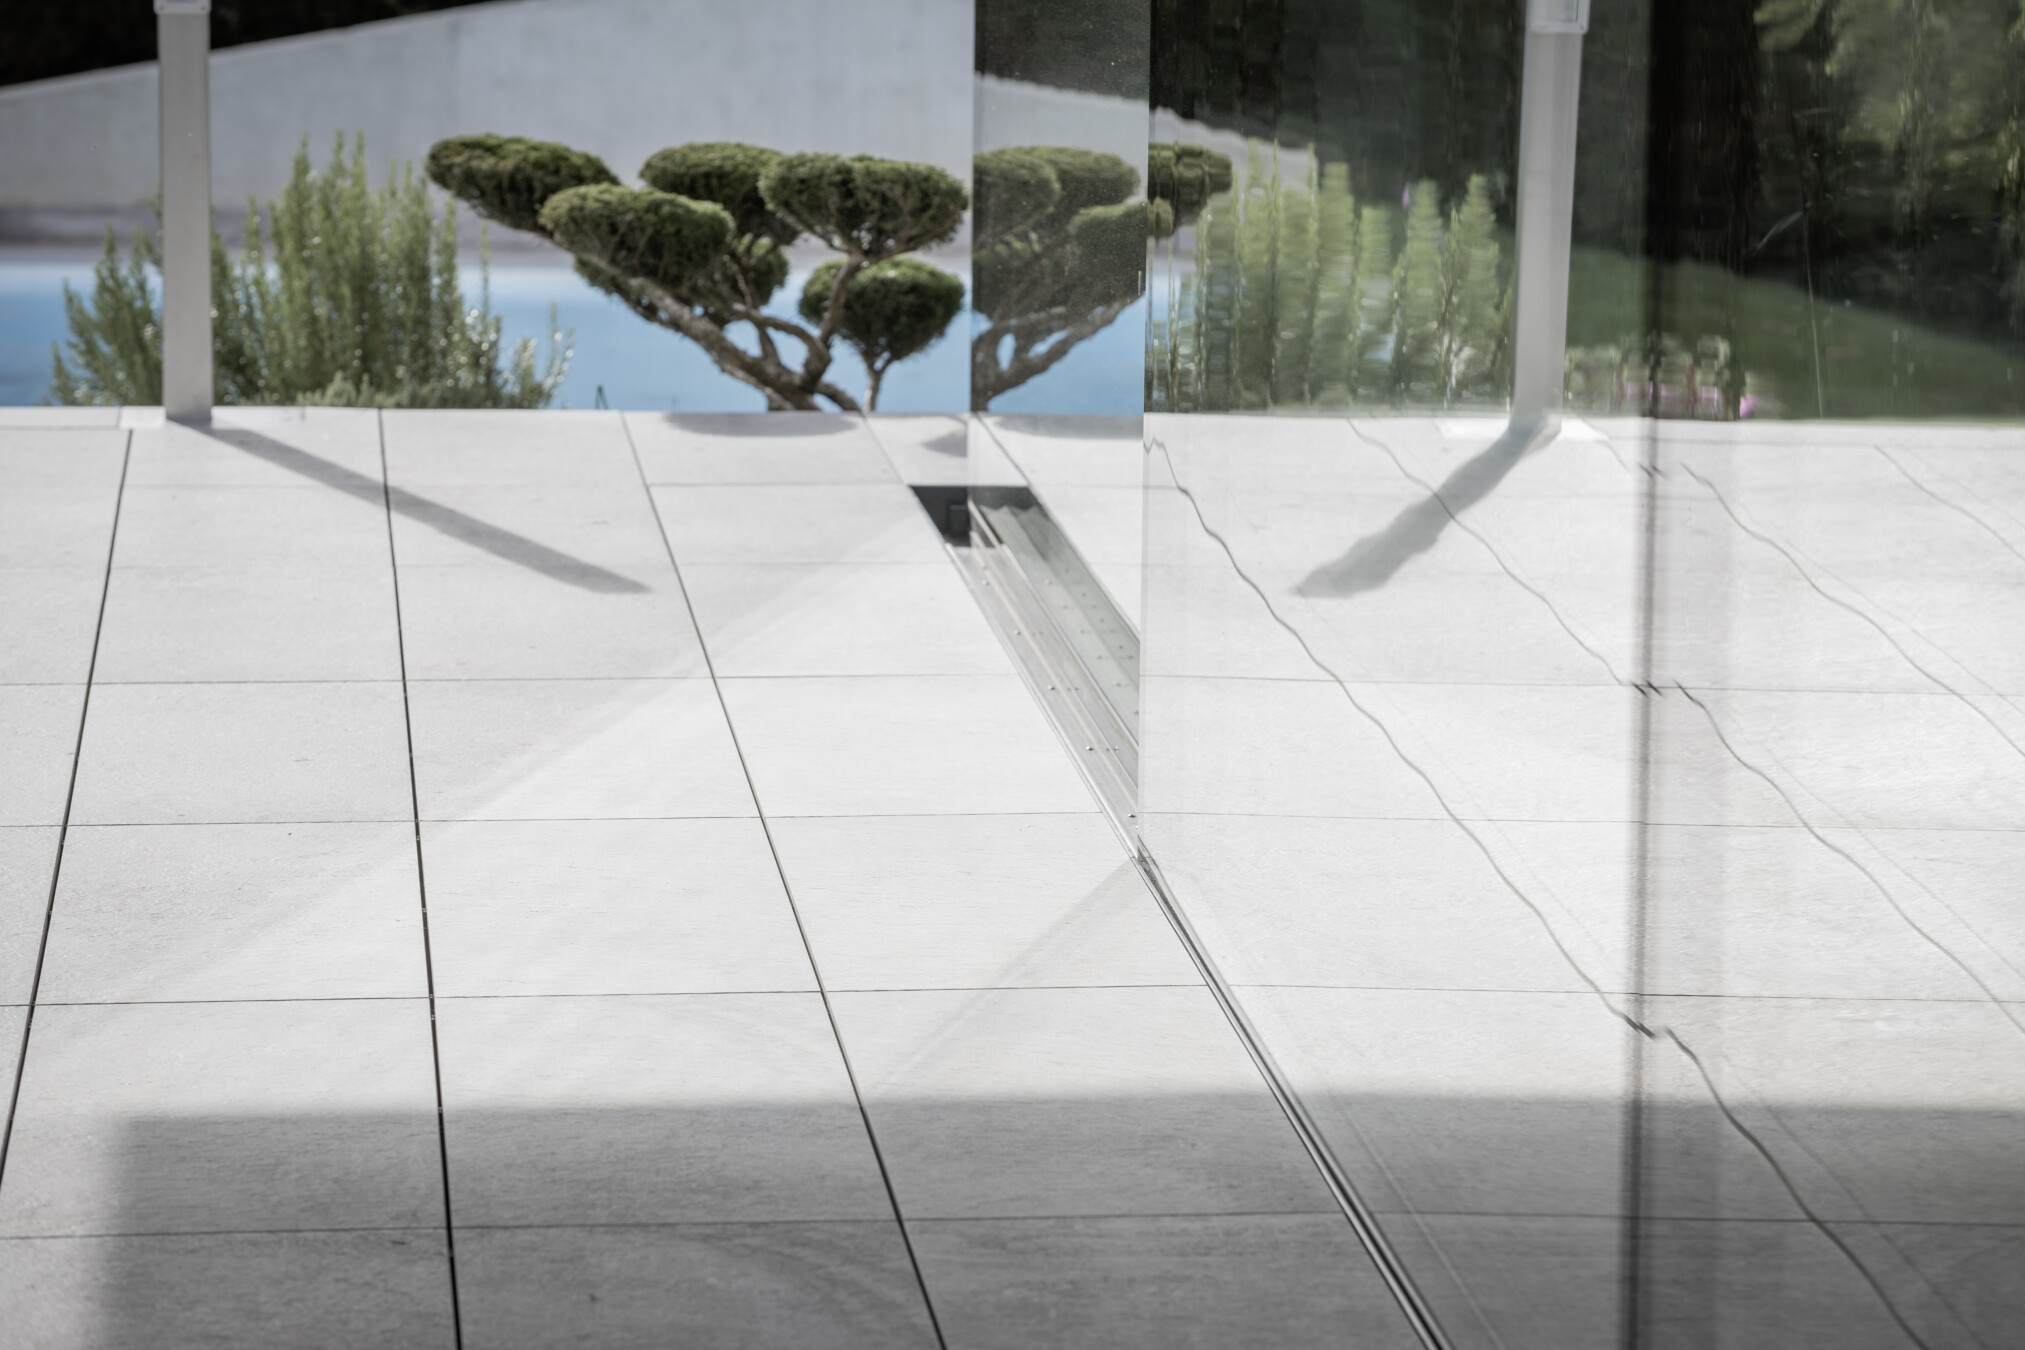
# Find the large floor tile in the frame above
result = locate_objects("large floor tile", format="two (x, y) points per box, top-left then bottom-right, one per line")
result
(124, 411), (384, 489)
(829, 985), (1332, 1219)
(0, 408), (121, 427)
(1828, 1221), (2025, 1350)
(983, 416), (1143, 487)
(0, 570), (108, 684)
(0, 462), (123, 571)
(629, 411), (896, 484)
(719, 675), (1094, 817)
(0, 1229), (456, 1350)
(386, 482), (672, 571)
(422, 818), (814, 996)
(408, 678), (751, 820)
(1239, 986), (1642, 1221)
(381, 410), (639, 486)
(1647, 994), (2025, 1227)
(863, 415), (968, 485)
(769, 813), (1197, 990)
(1391, 1213), (1948, 1350)
(1138, 677), (1447, 820)
(69, 683), (411, 825)
(1689, 687), (2025, 832)
(435, 993), (888, 1226)
(680, 562), (1007, 676)
(0, 685), (84, 826)
(37, 823), (426, 1004)
(1147, 814), (1613, 993)
(0, 999), (443, 1236)
(455, 1221), (935, 1350)
(110, 485), (389, 571)
(93, 567), (402, 683)
(912, 1213), (1421, 1350)
(1838, 825), (2025, 995)
(1366, 680), (1798, 826)
(0, 1005), (26, 1109)
(651, 484), (946, 564)
(394, 564), (704, 680)
(0, 829), (59, 1004)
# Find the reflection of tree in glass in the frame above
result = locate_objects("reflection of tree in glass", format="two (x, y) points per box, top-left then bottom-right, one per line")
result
(427, 137), (966, 411)
(970, 147), (1148, 409)
(1152, 140), (1511, 413)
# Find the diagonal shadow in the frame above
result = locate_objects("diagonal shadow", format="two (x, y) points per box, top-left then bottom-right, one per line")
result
(1295, 421), (1546, 598)
(203, 426), (649, 594)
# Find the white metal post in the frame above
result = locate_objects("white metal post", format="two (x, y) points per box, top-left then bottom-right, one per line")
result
(1508, 0), (1588, 439)
(156, 0), (212, 421)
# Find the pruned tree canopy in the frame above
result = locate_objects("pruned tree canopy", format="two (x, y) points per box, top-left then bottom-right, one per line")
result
(760, 154), (968, 261)
(425, 135), (617, 236)
(800, 257), (965, 367)
(641, 142), (801, 245)
(537, 185), (734, 293)
(426, 135), (965, 412)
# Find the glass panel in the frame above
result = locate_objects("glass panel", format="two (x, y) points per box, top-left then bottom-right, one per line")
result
(1140, 2), (2025, 1347)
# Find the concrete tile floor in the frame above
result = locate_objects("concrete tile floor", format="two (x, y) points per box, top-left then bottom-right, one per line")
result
(0, 408), (1418, 1350)
(1141, 411), (2025, 1350)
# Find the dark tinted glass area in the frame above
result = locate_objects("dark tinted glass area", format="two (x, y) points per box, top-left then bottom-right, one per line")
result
(1150, 0), (2025, 418)
(2, 1), (492, 87)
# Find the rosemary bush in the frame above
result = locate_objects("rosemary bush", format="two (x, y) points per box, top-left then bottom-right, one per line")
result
(50, 135), (569, 408)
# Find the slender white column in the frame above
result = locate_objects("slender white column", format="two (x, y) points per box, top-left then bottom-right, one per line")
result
(156, 0), (212, 421)
(1508, 0), (1588, 437)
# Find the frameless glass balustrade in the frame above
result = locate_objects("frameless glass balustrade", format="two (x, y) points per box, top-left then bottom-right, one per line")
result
(1136, 2), (2025, 1348)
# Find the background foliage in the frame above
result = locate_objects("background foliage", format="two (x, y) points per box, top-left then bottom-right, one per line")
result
(52, 136), (568, 408)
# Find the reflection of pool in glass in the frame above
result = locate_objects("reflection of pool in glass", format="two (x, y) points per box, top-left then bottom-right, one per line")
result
(1, 257), (1007, 414)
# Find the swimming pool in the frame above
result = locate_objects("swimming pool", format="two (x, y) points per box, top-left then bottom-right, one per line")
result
(1, 256), (1146, 414)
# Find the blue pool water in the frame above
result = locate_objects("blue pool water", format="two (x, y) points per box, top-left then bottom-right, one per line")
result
(2, 257), (1144, 415)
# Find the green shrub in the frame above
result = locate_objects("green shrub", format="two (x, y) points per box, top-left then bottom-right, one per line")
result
(429, 137), (969, 411)
(799, 257), (965, 408)
(52, 135), (569, 408)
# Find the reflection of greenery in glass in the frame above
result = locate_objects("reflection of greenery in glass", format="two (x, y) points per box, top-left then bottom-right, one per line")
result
(52, 136), (569, 408)
(971, 147), (1147, 410)
(1568, 248), (2024, 419)
(1151, 141), (1511, 413)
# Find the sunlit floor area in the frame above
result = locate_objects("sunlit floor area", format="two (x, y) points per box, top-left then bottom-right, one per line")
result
(0, 407), (1414, 1350)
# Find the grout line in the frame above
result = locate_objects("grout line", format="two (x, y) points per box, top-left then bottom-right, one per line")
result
(376, 410), (465, 1350)
(0, 431), (131, 1196)
(621, 416), (951, 1350)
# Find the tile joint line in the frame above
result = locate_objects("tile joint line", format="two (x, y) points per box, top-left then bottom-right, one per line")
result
(0, 430), (133, 1194)
(621, 413), (952, 1350)
(378, 409), (466, 1350)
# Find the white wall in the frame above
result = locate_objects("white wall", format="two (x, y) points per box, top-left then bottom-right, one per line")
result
(0, 0), (973, 213)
